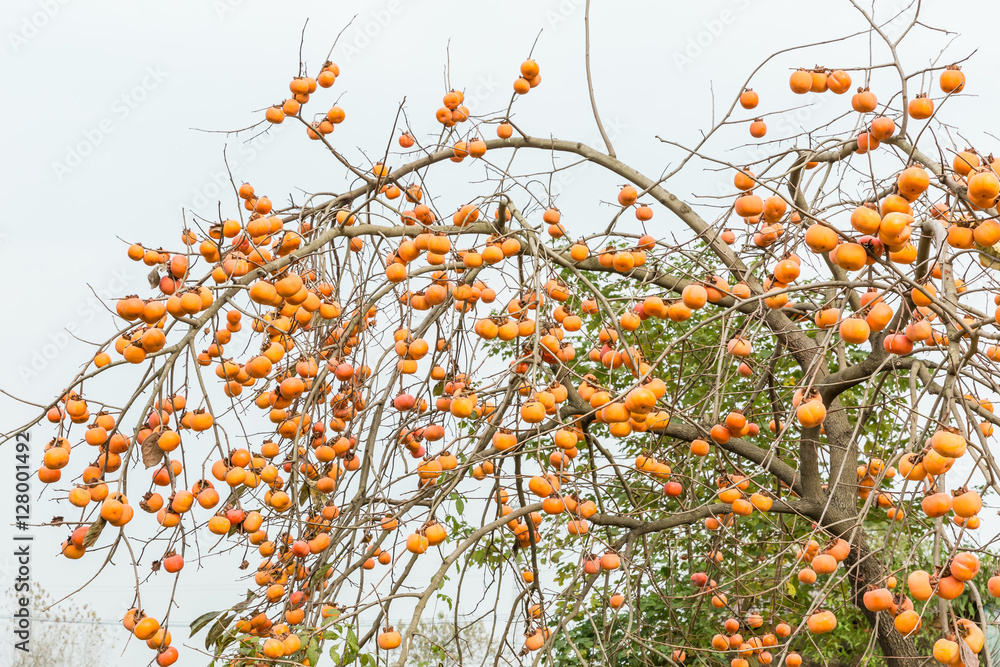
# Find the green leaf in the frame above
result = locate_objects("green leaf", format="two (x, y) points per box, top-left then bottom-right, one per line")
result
(205, 613), (233, 651)
(311, 562), (333, 587)
(190, 609), (224, 636)
(306, 636), (320, 665)
(231, 589), (257, 613)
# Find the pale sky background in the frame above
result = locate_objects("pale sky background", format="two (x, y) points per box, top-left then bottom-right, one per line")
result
(3, 1), (1000, 665)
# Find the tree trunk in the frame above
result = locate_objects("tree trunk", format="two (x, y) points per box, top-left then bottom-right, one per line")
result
(823, 513), (926, 667)
(814, 393), (927, 666)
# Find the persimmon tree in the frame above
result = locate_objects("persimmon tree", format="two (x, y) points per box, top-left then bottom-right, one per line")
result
(533, 264), (928, 667)
(8, 4), (1000, 667)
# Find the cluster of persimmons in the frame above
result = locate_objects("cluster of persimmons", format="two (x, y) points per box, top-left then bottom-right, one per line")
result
(22, 17), (1000, 667)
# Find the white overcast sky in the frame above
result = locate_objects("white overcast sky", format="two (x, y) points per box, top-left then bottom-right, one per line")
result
(3, 1), (1000, 665)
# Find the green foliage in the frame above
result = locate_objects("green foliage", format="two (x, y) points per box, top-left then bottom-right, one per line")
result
(469, 250), (941, 666)
(529, 257), (927, 666)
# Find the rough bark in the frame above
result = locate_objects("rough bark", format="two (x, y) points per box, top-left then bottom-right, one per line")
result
(818, 509), (925, 666)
